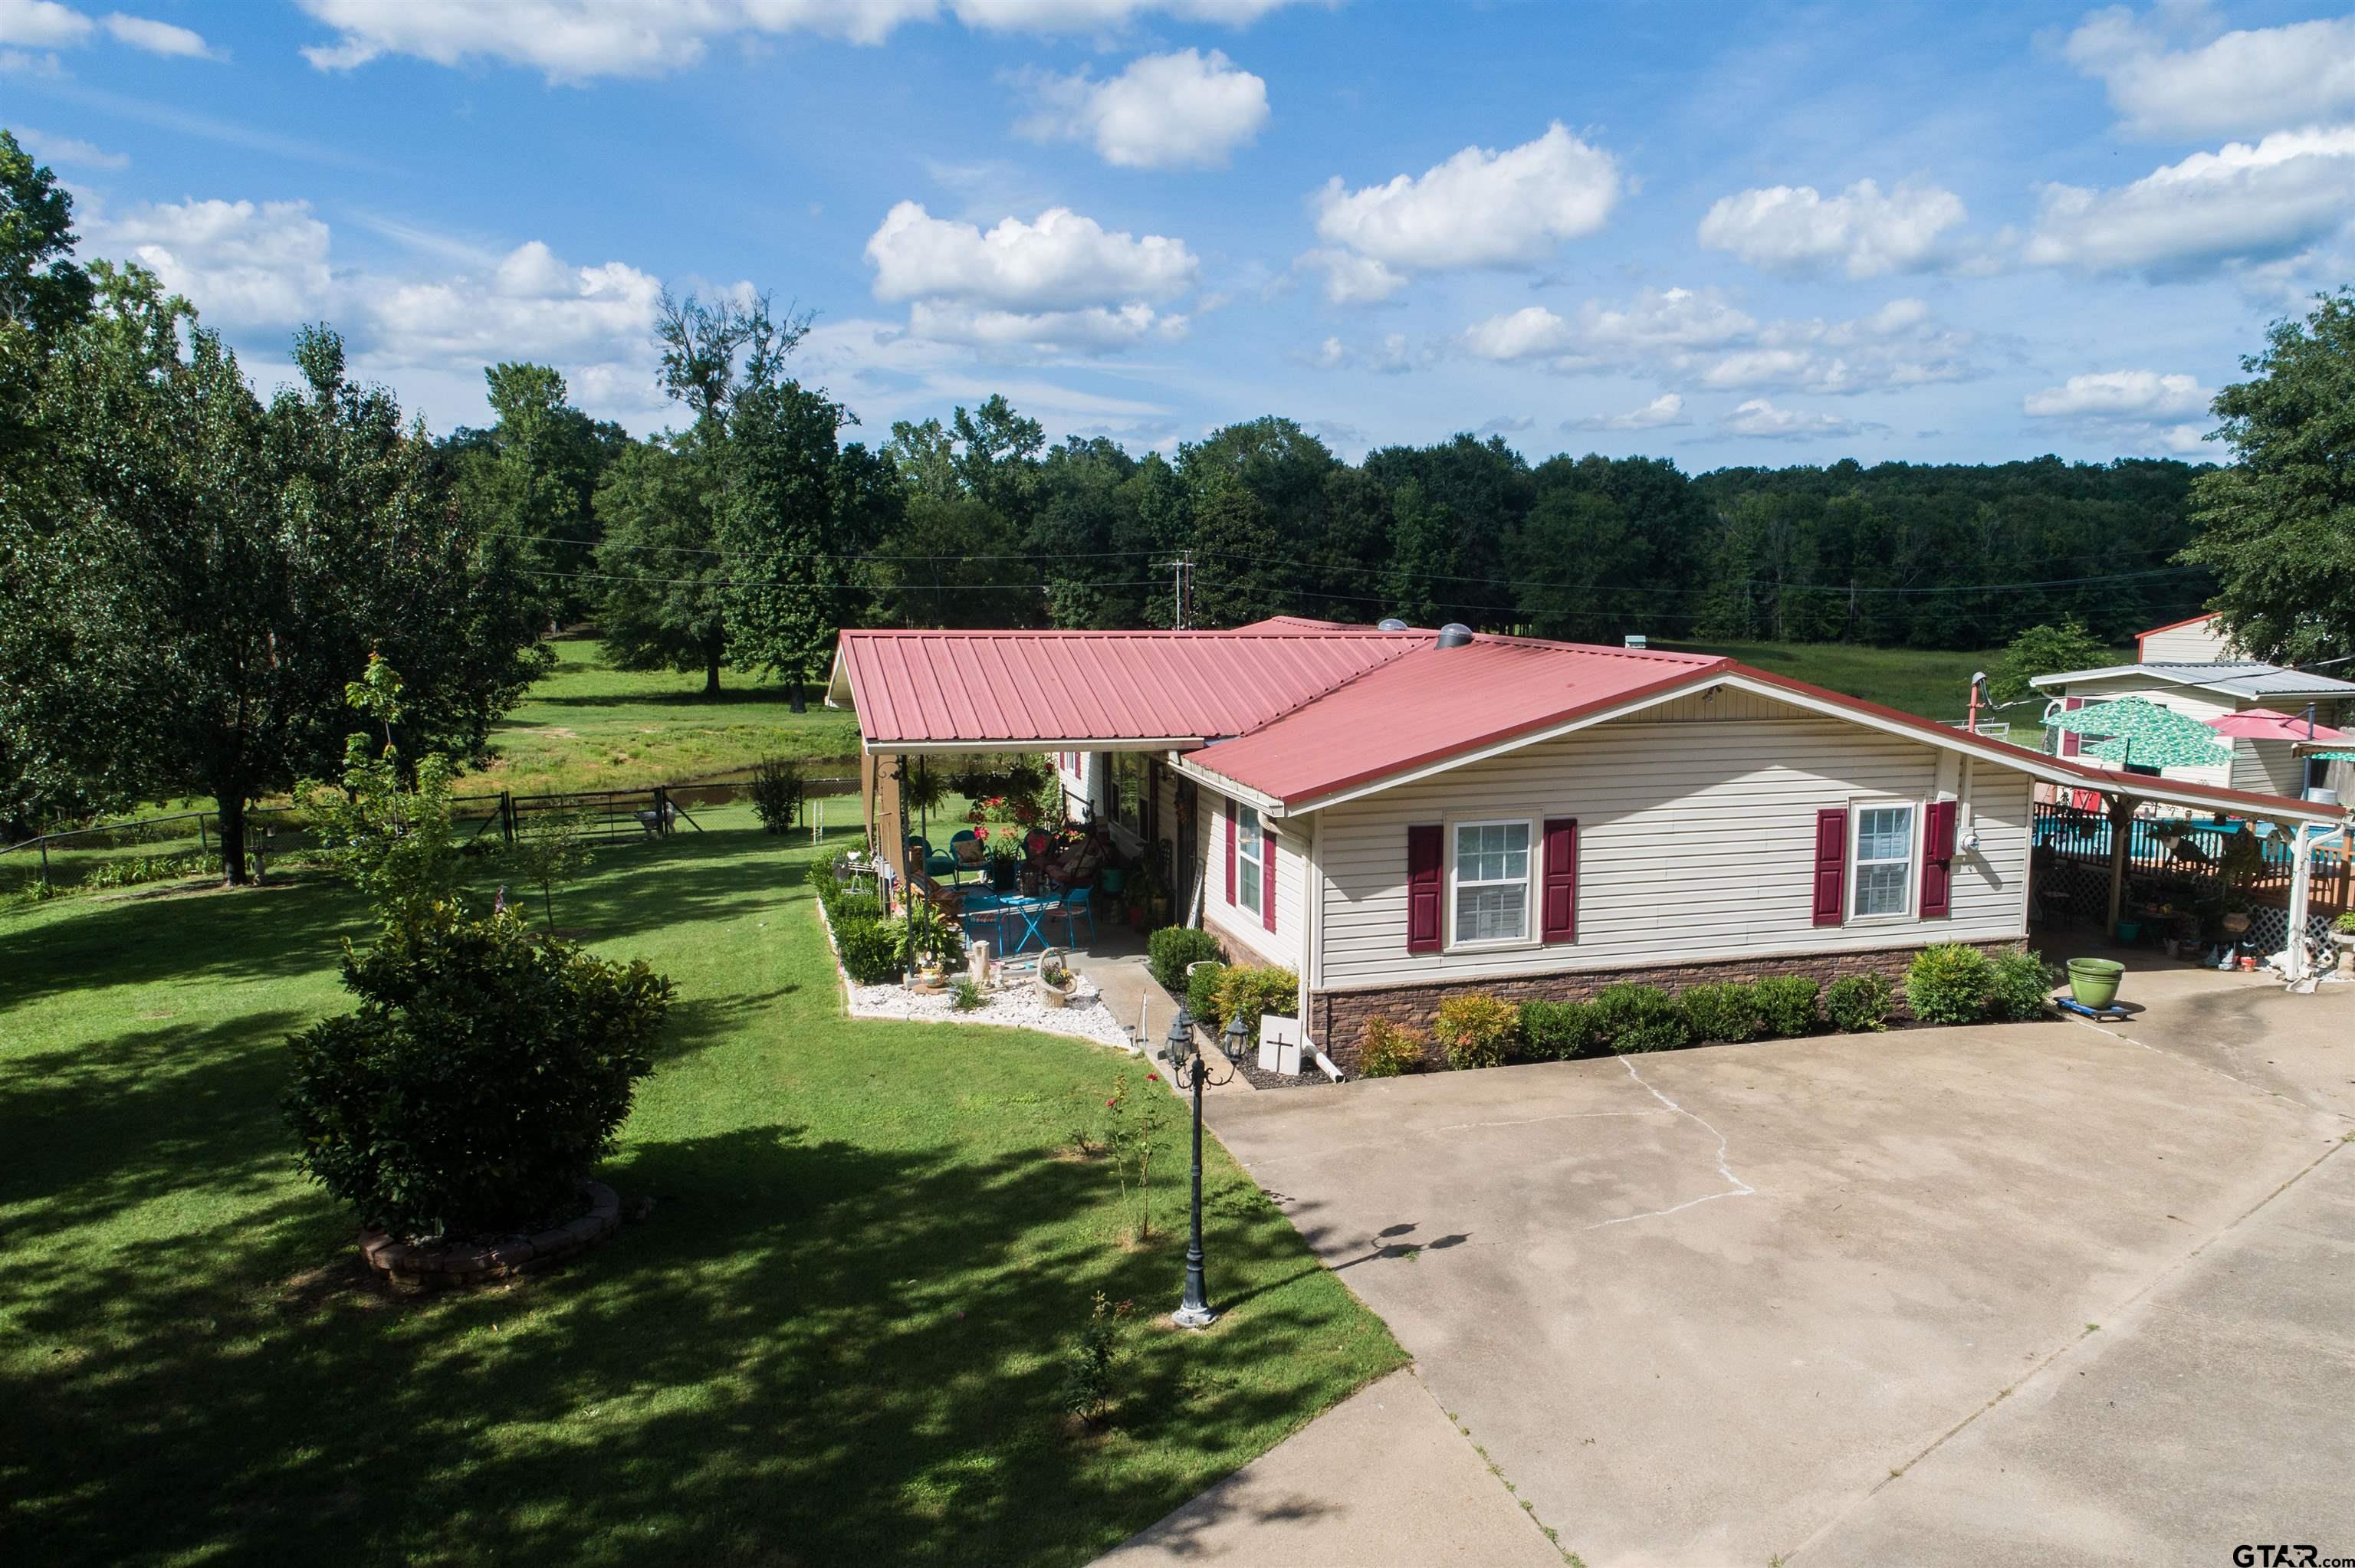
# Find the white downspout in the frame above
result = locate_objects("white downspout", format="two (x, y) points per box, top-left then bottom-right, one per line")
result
(2287, 819), (2349, 986)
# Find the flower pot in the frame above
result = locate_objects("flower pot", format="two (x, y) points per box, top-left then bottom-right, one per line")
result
(2114, 920), (2141, 944)
(2066, 957), (2124, 1009)
(2222, 911), (2252, 935)
(1036, 976), (1073, 1009)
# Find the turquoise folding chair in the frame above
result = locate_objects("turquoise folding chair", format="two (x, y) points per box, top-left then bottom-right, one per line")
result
(1052, 886), (1095, 946)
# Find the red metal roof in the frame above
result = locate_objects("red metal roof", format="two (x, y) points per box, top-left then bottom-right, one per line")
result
(830, 628), (1421, 746)
(2206, 707), (2353, 743)
(1191, 636), (1727, 803)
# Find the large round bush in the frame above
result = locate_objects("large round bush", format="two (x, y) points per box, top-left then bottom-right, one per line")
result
(1904, 943), (1993, 1025)
(284, 913), (674, 1241)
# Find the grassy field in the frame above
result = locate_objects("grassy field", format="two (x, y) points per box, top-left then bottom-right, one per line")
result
(0, 809), (1403, 1567)
(1656, 638), (2125, 727)
(475, 638), (863, 799)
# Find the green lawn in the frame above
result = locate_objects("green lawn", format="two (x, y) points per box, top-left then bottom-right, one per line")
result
(0, 808), (1403, 1567)
(477, 638), (864, 799)
(1656, 638), (2125, 726)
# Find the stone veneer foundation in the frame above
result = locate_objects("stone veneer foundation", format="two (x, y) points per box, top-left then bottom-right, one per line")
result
(1309, 939), (2025, 1075)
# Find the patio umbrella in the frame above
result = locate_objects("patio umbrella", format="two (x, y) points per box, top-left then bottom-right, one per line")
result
(2202, 707), (2355, 745)
(2045, 696), (2235, 769)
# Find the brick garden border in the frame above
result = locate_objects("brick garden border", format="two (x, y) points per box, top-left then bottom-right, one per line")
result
(360, 1181), (622, 1291)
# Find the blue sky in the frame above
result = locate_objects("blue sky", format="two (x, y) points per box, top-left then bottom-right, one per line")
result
(8, 0), (2353, 467)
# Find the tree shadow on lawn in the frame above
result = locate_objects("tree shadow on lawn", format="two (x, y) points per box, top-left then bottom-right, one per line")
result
(4, 1120), (1392, 1568)
(0, 875), (366, 1011)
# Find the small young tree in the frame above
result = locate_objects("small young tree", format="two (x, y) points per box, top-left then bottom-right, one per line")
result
(507, 810), (595, 933)
(297, 656), (466, 936)
(1990, 619), (2111, 704)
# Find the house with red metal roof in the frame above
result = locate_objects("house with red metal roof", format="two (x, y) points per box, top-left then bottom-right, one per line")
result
(829, 619), (2350, 1065)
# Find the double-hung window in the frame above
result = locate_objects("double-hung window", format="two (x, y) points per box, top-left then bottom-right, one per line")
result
(1452, 819), (1531, 945)
(1851, 803), (1915, 919)
(1236, 805), (1265, 917)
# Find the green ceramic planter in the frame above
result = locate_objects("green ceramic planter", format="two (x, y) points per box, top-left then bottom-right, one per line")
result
(2066, 957), (2124, 1009)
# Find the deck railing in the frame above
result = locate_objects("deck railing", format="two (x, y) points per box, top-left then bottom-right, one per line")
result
(2030, 801), (2353, 915)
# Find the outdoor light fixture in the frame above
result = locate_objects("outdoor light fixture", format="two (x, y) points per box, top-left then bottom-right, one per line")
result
(1164, 1005), (1233, 1329)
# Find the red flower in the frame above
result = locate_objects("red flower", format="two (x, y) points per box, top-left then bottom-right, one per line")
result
(1145, 1074), (1158, 1083)
(1105, 1097), (1116, 1107)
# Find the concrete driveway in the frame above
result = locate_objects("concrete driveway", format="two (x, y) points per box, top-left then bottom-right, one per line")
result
(1152, 966), (2355, 1567)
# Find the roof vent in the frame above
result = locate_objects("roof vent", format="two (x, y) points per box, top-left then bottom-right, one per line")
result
(1624, 634), (1647, 650)
(1436, 623), (1474, 650)
(1377, 618), (1409, 632)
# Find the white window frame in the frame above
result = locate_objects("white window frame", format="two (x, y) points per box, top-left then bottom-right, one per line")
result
(1446, 815), (1538, 952)
(1848, 798), (1919, 924)
(1236, 803), (1266, 918)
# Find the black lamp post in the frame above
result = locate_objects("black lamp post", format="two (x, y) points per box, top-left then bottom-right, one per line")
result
(1164, 1005), (1233, 1328)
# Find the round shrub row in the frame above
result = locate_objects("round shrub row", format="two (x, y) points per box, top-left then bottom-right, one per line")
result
(1357, 1018), (1429, 1078)
(811, 858), (909, 985)
(1146, 927), (1223, 992)
(1905, 943), (2055, 1023)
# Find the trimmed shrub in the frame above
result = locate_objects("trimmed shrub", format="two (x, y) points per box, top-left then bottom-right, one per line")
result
(1752, 976), (1822, 1038)
(1681, 982), (1763, 1044)
(831, 892), (882, 923)
(1357, 1017), (1428, 1078)
(1905, 943), (1992, 1024)
(282, 912), (673, 1240)
(1825, 973), (1893, 1032)
(1211, 965), (1300, 1047)
(1147, 927), (1223, 992)
(749, 756), (804, 833)
(1520, 999), (1607, 1061)
(1434, 994), (1521, 1071)
(1985, 948), (2056, 1021)
(1590, 984), (1691, 1054)
(1184, 960), (1227, 1028)
(834, 915), (904, 985)
(807, 861), (843, 909)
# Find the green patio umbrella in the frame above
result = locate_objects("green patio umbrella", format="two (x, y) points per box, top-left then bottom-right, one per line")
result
(2045, 697), (2235, 770)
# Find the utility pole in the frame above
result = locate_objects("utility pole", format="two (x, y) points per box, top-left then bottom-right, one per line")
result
(1163, 550), (1194, 630)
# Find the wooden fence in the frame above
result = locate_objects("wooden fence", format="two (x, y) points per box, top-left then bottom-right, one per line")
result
(2031, 802), (2353, 916)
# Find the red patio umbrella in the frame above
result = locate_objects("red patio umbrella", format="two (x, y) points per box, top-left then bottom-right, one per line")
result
(2203, 707), (2354, 745)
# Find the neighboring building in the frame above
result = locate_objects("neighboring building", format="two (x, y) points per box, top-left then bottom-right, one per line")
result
(2031, 613), (2355, 801)
(2135, 612), (2237, 664)
(831, 621), (2345, 1068)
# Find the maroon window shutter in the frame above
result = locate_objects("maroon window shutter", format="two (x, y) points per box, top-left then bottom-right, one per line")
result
(1541, 818), (1578, 943)
(1406, 825), (1443, 953)
(1262, 828), (1278, 932)
(1920, 800), (1957, 917)
(1225, 808), (1238, 906)
(1811, 808), (1848, 926)
(2059, 697), (2084, 758)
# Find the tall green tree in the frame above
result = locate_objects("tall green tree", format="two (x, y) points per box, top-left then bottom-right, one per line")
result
(28, 272), (547, 881)
(593, 432), (731, 693)
(447, 362), (629, 625)
(2182, 288), (2355, 666)
(0, 127), (93, 338)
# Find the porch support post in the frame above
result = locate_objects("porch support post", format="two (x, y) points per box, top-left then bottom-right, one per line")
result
(2106, 792), (2136, 940)
(2285, 823), (2314, 982)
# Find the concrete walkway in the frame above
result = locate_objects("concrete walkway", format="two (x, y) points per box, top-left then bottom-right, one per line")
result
(1093, 1367), (1562, 1568)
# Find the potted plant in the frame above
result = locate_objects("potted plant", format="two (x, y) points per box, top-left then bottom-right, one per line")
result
(895, 900), (964, 991)
(1036, 952), (1077, 1009)
(988, 838), (1020, 892)
(2334, 910), (2355, 973)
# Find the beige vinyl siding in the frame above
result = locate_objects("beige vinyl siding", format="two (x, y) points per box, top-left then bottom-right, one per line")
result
(2230, 738), (2305, 798)
(1207, 789), (1303, 968)
(2140, 620), (2232, 661)
(1314, 713), (2030, 990)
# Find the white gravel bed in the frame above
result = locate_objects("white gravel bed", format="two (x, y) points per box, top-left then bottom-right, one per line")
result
(814, 897), (1136, 1051)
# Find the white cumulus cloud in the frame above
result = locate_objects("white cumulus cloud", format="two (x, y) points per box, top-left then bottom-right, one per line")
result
(865, 202), (1196, 310)
(0, 0), (92, 46)
(1566, 393), (1687, 432)
(1723, 398), (1871, 441)
(2064, 5), (2355, 140)
(87, 196), (337, 329)
(103, 11), (221, 58)
(294, 0), (1306, 82)
(2025, 126), (2355, 277)
(2022, 369), (2209, 418)
(1017, 48), (1267, 169)
(1305, 122), (1621, 299)
(1698, 178), (1966, 279)
(863, 202), (1197, 356)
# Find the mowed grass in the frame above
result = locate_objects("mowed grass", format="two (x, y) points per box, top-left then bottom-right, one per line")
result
(476, 638), (863, 799)
(1657, 638), (2126, 726)
(0, 807), (1404, 1567)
